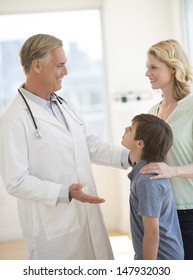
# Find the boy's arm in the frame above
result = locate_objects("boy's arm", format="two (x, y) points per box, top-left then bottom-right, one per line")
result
(142, 216), (159, 260)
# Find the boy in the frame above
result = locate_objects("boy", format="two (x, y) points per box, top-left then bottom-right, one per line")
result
(121, 113), (184, 260)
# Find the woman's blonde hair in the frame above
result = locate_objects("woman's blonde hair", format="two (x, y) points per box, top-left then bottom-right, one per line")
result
(19, 34), (63, 74)
(147, 39), (193, 100)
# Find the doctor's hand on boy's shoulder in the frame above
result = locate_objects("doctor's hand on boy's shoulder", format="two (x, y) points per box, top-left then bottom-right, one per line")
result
(69, 183), (105, 204)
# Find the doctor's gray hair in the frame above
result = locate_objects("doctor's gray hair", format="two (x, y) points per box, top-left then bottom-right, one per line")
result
(19, 34), (63, 74)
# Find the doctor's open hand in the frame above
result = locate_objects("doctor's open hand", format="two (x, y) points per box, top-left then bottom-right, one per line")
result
(69, 183), (105, 204)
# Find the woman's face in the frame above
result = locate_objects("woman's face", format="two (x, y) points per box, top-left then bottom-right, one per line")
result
(145, 54), (175, 92)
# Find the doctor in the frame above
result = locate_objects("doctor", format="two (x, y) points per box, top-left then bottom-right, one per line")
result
(0, 34), (129, 260)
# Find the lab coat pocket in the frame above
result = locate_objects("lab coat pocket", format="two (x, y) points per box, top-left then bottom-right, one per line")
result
(39, 202), (80, 240)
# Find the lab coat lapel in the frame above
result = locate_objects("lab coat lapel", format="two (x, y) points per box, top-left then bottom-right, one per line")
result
(20, 97), (66, 129)
(58, 99), (84, 129)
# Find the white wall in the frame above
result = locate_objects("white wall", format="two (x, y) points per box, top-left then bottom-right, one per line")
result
(99, 0), (183, 233)
(0, 0), (184, 240)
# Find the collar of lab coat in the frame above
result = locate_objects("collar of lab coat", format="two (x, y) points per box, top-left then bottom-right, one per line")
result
(17, 93), (68, 129)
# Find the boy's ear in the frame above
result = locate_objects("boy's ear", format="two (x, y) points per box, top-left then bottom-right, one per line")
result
(136, 139), (144, 149)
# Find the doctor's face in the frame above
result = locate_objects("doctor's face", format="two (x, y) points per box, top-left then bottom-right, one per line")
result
(40, 47), (68, 93)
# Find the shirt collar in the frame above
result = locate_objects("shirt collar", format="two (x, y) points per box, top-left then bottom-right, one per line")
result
(128, 160), (148, 181)
(19, 86), (55, 109)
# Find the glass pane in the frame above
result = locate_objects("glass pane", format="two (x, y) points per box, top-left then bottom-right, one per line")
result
(182, 0), (193, 64)
(0, 10), (108, 138)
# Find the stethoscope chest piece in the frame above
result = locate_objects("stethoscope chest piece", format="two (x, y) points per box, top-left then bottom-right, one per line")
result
(35, 129), (42, 139)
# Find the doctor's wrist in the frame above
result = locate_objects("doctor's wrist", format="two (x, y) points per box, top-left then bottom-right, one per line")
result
(57, 185), (70, 204)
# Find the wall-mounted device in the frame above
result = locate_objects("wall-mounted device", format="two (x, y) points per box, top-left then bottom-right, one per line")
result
(114, 90), (152, 103)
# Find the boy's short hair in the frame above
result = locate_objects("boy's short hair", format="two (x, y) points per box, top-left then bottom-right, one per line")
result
(132, 114), (173, 162)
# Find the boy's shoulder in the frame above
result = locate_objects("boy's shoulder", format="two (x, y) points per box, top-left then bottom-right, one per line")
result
(136, 172), (171, 195)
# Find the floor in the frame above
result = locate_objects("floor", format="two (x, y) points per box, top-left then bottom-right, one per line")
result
(0, 233), (134, 260)
(110, 233), (134, 260)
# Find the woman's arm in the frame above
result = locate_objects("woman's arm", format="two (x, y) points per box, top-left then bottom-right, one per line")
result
(140, 162), (193, 180)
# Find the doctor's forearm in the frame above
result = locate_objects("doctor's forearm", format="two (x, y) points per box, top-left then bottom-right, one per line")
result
(121, 149), (130, 169)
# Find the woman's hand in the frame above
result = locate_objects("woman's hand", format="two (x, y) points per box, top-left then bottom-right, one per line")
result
(140, 162), (174, 180)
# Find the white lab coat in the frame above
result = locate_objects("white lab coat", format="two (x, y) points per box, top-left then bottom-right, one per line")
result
(0, 93), (126, 260)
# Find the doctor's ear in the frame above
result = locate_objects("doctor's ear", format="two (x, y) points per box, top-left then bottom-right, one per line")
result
(31, 60), (41, 73)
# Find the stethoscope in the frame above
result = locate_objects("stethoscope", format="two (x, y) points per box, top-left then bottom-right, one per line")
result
(18, 89), (83, 139)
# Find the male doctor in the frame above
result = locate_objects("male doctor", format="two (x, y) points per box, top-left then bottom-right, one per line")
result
(0, 34), (129, 260)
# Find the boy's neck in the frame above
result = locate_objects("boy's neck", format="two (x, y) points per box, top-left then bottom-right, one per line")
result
(130, 151), (142, 166)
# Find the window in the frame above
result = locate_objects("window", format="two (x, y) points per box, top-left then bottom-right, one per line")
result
(0, 10), (108, 138)
(182, 0), (193, 64)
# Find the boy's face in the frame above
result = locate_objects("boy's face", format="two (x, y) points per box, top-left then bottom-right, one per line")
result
(121, 122), (137, 150)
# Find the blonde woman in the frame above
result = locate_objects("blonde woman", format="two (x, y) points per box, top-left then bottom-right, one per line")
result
(141, 39), (193, 259)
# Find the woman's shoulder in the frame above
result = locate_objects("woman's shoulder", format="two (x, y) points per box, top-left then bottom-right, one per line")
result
(178, 94), (193, 110)
(148, 102), (160, 114)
